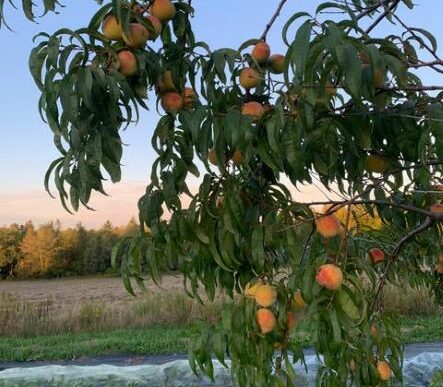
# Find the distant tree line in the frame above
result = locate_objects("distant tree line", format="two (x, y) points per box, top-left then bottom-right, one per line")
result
(0, 219), (138, 279)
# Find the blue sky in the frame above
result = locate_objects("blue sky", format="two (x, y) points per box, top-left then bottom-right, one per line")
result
(0, 0), (441, 227)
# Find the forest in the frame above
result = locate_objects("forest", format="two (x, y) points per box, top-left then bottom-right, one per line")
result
(0, 219), (137, 278)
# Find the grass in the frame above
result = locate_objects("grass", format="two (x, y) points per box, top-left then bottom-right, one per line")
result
(0, 326), (200, 362)
(0, 315), (442, 362)
(0, 278), (442, 362)
(0, 291), (225, 337)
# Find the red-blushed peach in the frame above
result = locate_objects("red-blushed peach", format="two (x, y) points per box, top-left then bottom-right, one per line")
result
(254, 284), (277, 307)
(123, 23), (149, 49)
(117, 50), (138, 76)
(255, 308), (276, 334)
(269, 54), (285, 74)
(252, 41), (270, 64)
(368, 248), (385, 264)
(161, 92), (183, 114)
(182, 87), (197, 108)
(102, 14), (123, 41)
(315, 264), (343, 290)
(315, 215), (341, 238)
(149, 0), (176, 22)
(146, 15), (163, 40)
(239, 68), (261, 89)
(377, 361), (391, 381)
(241, 102), (264, 122)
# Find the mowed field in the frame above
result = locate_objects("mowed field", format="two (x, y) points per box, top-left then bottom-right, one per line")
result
(0, 275), (183, 308)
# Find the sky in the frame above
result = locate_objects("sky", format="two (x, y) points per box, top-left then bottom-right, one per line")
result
(0, 0), (441, 227)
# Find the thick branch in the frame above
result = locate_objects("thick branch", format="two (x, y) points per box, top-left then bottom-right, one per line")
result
(260, 0), (289, 41)
(306, 198), (443, 221)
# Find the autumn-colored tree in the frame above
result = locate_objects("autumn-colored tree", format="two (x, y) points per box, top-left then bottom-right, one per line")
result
(18, 222), (61, 277)
(2, 0), (443, 385)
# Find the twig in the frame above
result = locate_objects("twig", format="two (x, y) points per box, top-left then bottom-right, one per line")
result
(390, 11), (443, 75)
(260, 0), (289, 41)
(380, 85), (443, 92)
(371, 217), (434, 311)
(364, 0), (400, 35)
(408, 59), (443, 69)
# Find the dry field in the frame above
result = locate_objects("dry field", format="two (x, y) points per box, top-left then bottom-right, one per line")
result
(0, 276), (183, 308)
(0, 276), (225, 337)
(0, 276), (440, 338)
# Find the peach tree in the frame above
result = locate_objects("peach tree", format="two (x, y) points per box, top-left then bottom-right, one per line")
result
(4, 0), (443, 385)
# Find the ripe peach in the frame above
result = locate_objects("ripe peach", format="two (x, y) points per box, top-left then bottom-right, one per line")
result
(436, 262), (443, 274)
(245, 281), (262, 298)
(256, 308), (276, 334)
(315, 264), (343, 291)
(161, 92), (183, 114)
(255, 284), (277, 307)
(292, 290), (306, 309)
(315, 215), (341, 238)
(269, 54), (285, 74)
(123, 23), (149, 49)
(377, 361), (391, 381)
(430, 204), (443, 213)
(287, 312), (296, 330)
(364, 155), (388, 173)
(102, 14), (123, 41)
(231, 149), (244, 165)
(118, 50), (138, 77)
(440, 252), (443, 263)
(158, 70), (177, 93)
(252, 41), (271, 64)
(239, 68), (261, 89)
(149, 0), (176, 22)
(241, 102), (264, 122)
(182, 87), (197, 108)
(369, 248), (385, 264)
(146, 15), (163, 40)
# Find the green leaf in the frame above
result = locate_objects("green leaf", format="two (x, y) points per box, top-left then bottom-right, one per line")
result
(291, 20), (312, 83)
(409, 27), (437, 52)
(282, 12), (311, 47)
